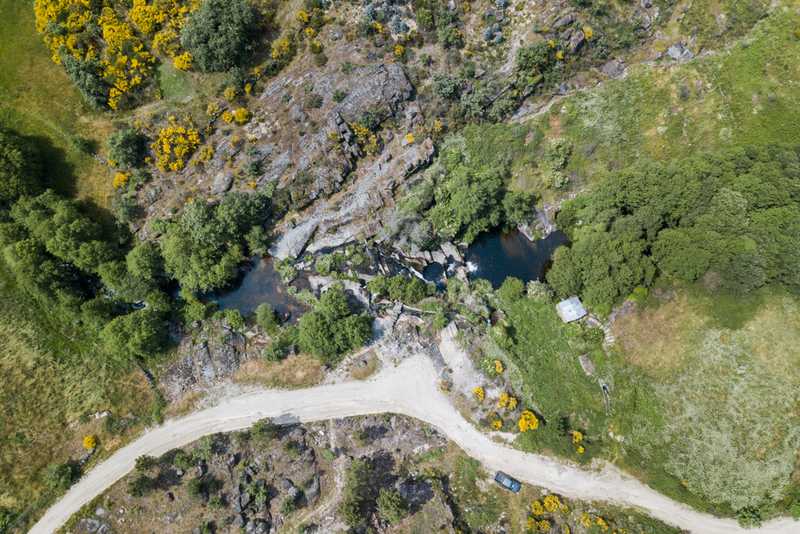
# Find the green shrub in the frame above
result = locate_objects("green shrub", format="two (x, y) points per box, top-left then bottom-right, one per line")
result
(181, 0), (259, 72)
(297, 285), (371, 362)
(107, 128), (147, 169)
(376, 488), (407, 524)
(60, 55), (108, 109)
(0, 128), (42, 205)
(44, 461), (80, 492)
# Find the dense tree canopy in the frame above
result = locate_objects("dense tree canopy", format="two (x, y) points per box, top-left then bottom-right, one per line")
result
(180, 0), (258, 72)
(297, 285), (372, 363)
(160, 192), (270, 292)
(420, 135), (535, 244)
(548, 145), (800, 312)
(0, 129), (42, 205)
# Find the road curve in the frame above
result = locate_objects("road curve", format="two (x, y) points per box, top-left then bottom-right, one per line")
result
(30, 355), (799, 534)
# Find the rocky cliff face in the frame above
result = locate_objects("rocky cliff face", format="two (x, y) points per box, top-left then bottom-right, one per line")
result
(160, 326), (250, 402)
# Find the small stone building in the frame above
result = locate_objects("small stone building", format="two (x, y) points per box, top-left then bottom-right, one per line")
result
(556, 296), (587, 323)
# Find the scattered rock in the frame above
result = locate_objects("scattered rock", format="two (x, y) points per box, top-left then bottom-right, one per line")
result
(667, 42), (694, 62)
(210, 172), (233, 195)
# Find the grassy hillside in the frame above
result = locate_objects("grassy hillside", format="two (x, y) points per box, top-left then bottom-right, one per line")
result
(504, 6), (800, 201)
(0, 0), (112, 206)
(0, 265), (158, 530)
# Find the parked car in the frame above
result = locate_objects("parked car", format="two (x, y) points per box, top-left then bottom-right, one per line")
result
(494, 470), (522, 493)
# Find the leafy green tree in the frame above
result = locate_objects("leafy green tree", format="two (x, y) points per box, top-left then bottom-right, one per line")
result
(60, 55), (108, 109)
(339, 458), (372, 529)
(107, 128), (147, 169)
(255, 303), (278, 333)
(180, 0), (259, 72)
(0, 129), (42, 205)
(160, 192), (269, 291)
(126, 241), (165, 284)
(298, 285), (371, 362)
(44, 461), (80, 492)
(376, 488), (407, 524)
(100, 309), (168, 359)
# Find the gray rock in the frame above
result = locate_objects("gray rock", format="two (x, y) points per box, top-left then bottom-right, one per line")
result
(601, 59), (625, 78)
(569, 30), (585, 54)
(306, 473), (321, 503)
(159, 330), (247, 401)
(210, 172), (233, 194)
(245, 520), (270, 534)
(552, 13), (576, 29)
(667, 42), (694, 62)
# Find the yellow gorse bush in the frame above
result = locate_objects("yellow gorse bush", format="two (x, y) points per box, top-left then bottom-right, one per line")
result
(494, 359), (504, 374)
(35, 0), (199, 109)
(172, 51), (192, 70)
(542, 494), (562, 513)
(113, 171), (130, 189)
(82, 434), (97, 450)
(233, 107), (251, 125)
(531, 499), (544, 516)
(152, 118), (200, 172)
(518, 410), (539, 432)
(472, 386), (485, 402)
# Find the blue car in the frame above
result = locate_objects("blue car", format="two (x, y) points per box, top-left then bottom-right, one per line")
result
(494, 471), (522, 493)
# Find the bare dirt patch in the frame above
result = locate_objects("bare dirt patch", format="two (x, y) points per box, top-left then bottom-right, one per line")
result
(233, 354), (325, 389)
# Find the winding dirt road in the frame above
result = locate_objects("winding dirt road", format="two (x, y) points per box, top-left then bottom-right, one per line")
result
(31, 354), (799, 534)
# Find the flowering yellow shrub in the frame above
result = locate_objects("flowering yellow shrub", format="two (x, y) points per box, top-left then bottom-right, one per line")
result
(113, 171), (130, 189)
(583, 26), (594, 40)
(172, 51), (192, 70)
(206, 101), (220, 116)
(34, 0), (96, 63)
(152, 119), (200, 171)
(472, 386), (485, 402)
(542, 494), (562, 513)
(494, 359), (504, 374)
(595, 515), (609, 531)
(195, 144), (214, 163)
(571, 430), (583, 444)
(244, 82), (252, 95)
(304, 27), (317, 39)
(555, 50), (565, 61)
(547, 39), (556, 49)
(82, 434), (97, 450)
(232, 107), (251, 125)
(271, 36), (293, 61)
(432, 119), (443, 134)
(394, 44), (405, 58)
(535, 519), (551, 532)
(222, 110), (234, 123)
(531, 500), (544, 516)
(404, 132), (415, 144)
(580, 513), (592, 527)
(518, 410), (539, 432)
(296, 9), (310, 24)
(372, 21), (384, 34)
(353, 123), (371, 143)
(35, 0), (199, 109)
(576, 445), (585, 455)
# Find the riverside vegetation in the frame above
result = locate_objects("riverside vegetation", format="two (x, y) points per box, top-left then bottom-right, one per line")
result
(1, 0), (800, 531)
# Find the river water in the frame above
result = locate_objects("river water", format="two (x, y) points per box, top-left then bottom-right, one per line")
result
(213, 257), (306, 320)
(464, 229), (569, 288)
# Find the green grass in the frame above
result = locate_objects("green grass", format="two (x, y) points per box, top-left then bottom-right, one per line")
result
(0, 0), (112, 206)
(0, 266), (157, 531)
(157, 62), (196, 102)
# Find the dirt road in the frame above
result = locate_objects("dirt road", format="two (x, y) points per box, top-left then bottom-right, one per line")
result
(30, 354), (799, 534)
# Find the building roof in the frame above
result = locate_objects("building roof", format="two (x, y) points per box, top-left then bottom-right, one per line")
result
(556, 296), (587, 323)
